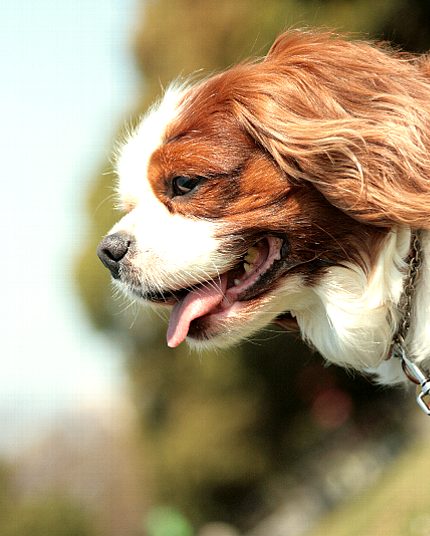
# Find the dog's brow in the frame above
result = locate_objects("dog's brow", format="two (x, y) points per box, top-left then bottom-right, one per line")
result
(164, 132), (188, 145)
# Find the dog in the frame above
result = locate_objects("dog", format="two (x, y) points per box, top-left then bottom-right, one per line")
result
(97, 30), (430, 387)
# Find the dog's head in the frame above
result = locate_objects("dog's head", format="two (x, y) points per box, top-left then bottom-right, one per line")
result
(97, 31), (430, 376)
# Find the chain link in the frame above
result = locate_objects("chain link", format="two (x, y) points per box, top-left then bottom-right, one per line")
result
(392, 230), (423, 348)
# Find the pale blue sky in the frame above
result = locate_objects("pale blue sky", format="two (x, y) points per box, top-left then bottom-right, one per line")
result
(0, 0), (138, 443)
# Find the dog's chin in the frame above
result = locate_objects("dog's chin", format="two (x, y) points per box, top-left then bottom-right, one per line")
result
(117, 235), (300, 348)
(147, 286), (299, 350)
(187, 308), (299, 350)
(180, 296), (296, 350)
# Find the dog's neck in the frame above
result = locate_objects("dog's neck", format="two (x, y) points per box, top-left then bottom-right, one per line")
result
(293, 228), (430, 385)
(358, 227), (430, 384)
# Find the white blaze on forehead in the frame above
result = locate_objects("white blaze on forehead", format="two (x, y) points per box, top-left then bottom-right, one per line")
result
(111, 84), (231, 291)
(115, 84), (186, 205)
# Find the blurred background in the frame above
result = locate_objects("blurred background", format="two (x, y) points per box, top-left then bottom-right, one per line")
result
(2, 0), (430, 534)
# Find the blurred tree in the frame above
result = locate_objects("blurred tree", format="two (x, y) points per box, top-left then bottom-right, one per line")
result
(380, 0), (430, 52)
(76, 0), (430, 530)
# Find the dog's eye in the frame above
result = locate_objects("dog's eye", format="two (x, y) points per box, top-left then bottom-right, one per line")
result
(171, 176), (202, 197)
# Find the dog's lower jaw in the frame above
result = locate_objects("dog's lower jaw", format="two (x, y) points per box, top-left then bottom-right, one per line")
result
(178, 258), (395, 372)
(180, 230), (409, 375)
(171, 274), (307, 350)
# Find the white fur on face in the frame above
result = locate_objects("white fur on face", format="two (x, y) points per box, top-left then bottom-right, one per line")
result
(111, 86), (232, 295)
(114, 86), (183, 211)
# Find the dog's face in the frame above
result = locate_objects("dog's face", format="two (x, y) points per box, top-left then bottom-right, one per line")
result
(97, 31), (430, 375)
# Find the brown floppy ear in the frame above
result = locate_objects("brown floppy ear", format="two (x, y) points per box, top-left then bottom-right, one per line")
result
(232, 31), (430, 229)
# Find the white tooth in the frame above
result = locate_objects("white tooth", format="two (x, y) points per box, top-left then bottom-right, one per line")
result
(243, 262), (252, 273)
(234, 279), (241, 286)
(244, 247), (258, 265)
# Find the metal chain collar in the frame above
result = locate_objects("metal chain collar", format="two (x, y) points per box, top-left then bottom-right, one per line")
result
(392, 231), (423, 349)
(389, 230), (430, 415)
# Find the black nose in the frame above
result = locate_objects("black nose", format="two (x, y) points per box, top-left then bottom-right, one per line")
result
(97, 232), (132, 278)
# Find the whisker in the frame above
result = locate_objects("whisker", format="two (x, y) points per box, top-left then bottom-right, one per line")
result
(128, 300), (141, 329)
(150, 305), (170, 325)
(94, 191), (117, 216)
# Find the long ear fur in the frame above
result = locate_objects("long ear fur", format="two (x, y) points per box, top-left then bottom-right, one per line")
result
(232, 30), (430, 229)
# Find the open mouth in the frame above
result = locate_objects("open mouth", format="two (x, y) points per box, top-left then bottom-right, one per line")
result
(141, 235), (296, 347)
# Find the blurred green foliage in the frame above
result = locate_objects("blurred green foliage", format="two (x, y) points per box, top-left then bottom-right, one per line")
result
(145, 506), (194, 536)
(76, 0), (430, 530)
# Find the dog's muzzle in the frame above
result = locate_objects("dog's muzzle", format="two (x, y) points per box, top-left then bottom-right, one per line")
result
(97, 232), (133, 279)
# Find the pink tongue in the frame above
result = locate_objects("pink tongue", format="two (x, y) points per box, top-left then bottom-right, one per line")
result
(167, 274), (228, 348)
